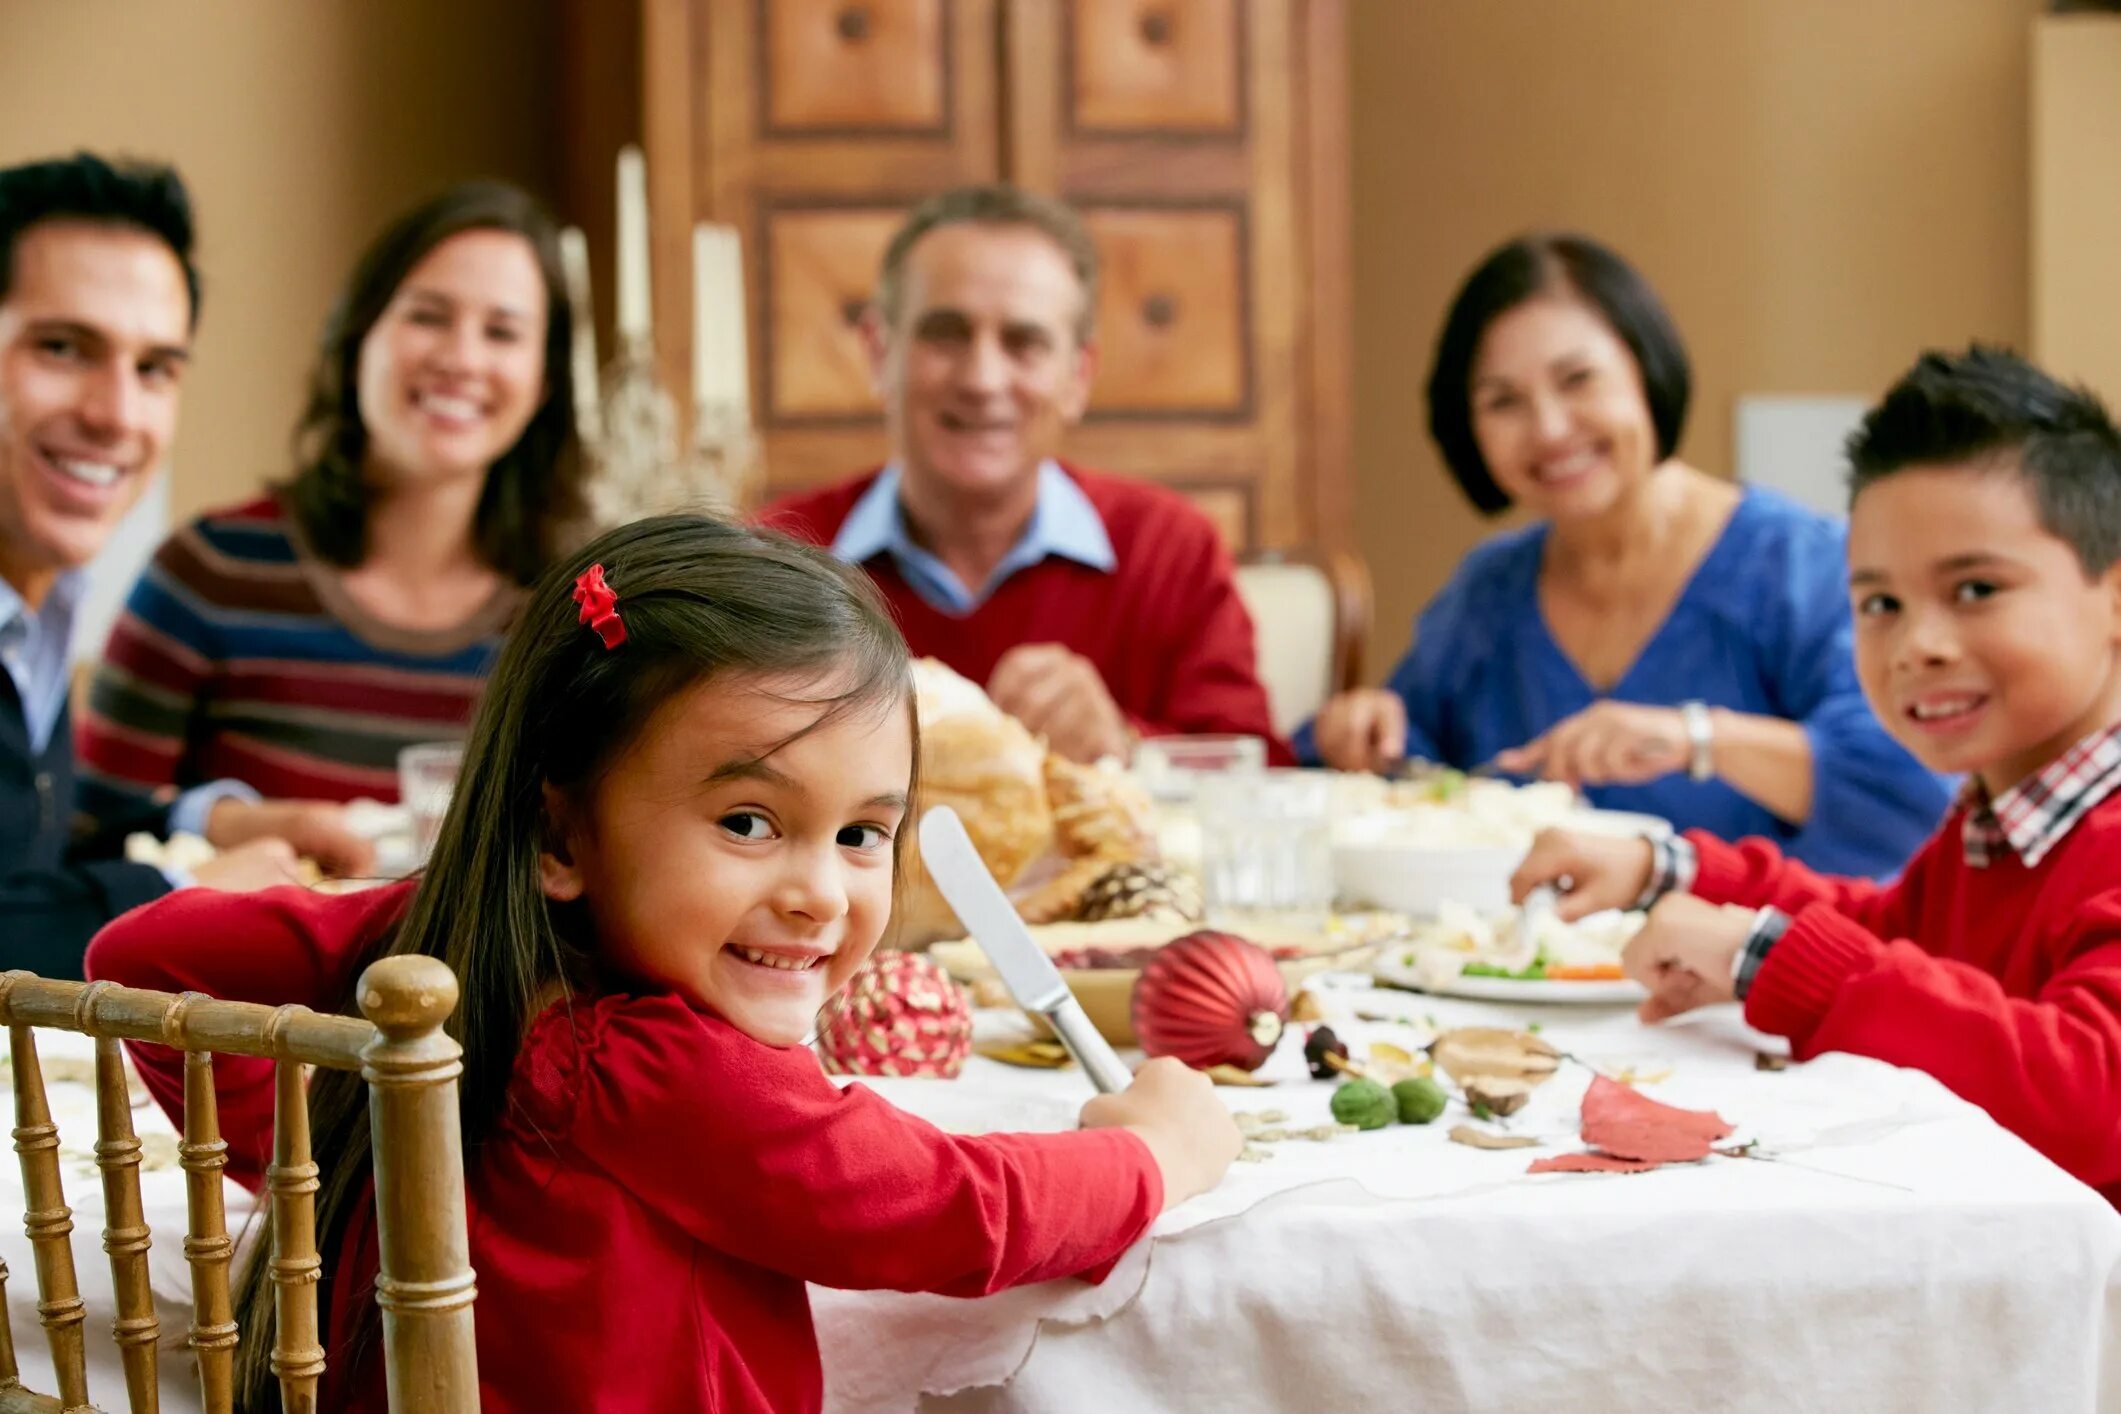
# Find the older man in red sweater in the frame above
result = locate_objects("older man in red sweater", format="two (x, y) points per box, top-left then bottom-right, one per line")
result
(761, 185), (1280, 764)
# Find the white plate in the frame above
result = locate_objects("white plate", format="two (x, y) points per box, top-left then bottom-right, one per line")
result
(1370, 953), (1645, 1005)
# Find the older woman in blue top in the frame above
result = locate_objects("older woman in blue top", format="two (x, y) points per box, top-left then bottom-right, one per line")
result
(1299, 234), (1949, 877)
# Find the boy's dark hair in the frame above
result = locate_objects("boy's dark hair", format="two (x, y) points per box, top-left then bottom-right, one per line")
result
(229, 515), (917, 1408)
(0, 152), (200, 325)
(281, 180), (584, 586)
(1426, 233), (1691, 516)
(875, 183), (1101, 344)
(1847, 345), (2121, 577)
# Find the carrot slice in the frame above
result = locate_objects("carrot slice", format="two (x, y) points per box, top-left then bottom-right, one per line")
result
(1544, 963), (1626, 981)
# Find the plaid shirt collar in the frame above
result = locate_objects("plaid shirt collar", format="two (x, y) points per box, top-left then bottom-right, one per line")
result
(1961, 721), (2121, 868)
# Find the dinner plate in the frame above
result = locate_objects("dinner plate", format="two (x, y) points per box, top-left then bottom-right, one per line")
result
(1370, 952), (1645, 1005)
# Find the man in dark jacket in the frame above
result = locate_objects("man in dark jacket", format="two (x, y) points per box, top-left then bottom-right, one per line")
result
(0, 152), (298, 975)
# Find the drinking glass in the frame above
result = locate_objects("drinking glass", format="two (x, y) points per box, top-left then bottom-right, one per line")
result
(1193, 769), (1334, 925)
(397, 742), (465, 863)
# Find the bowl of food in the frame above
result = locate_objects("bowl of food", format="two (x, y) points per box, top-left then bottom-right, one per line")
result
(1329, 772), (1667, 917)
(927, 914), (1399, 1047)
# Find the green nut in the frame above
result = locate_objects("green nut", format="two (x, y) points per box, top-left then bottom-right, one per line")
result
(1329, 1077), (1396, 1131)
(1392, 1076), (1448, 1125)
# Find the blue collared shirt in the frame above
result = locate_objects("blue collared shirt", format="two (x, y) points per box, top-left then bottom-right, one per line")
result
(0, 569), (85, 756)
(0, 569), (253, 878)
(830, 460), (1117, 616)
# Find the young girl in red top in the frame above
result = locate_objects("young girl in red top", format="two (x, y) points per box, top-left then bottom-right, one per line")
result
(1513, 345), (2121, 1204)
(86, 516), (1240, 1412)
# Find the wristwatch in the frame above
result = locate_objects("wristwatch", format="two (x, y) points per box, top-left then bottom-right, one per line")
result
(1679, 700), (1715, 782)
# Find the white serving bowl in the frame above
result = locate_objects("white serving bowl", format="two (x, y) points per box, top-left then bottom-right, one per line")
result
(1331, 834), (1523, 916)
(1329, 806), (1669, 917)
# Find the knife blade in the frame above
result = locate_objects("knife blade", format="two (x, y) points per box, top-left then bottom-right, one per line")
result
(918, 805), (1135, 1094)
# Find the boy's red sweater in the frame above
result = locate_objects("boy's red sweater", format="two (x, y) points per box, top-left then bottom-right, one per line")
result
(84, 883), (1161, 1413)
(1686, 792), (2121, 1203)
(762, 464), (1288, 757)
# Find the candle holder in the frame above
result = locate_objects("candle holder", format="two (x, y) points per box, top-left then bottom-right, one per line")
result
(682, 396), (761, 518)
(584, 334), (681, 529)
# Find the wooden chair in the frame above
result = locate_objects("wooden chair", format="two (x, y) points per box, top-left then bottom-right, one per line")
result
(0, 956), (475, 1413)
(1235, 547), (1373, 737)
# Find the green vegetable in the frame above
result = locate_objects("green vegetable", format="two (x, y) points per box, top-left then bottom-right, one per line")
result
(1461, 961), (1548, 980)
(1392, 1076), (1448, 1125)
(1329, 1078), (1396, 1131)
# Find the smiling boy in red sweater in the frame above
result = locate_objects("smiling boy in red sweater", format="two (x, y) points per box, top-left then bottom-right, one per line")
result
(1514, 345), (2121, 1202)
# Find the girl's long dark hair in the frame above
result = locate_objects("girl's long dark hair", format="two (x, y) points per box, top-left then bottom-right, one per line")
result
(280, 179), (586, 585)
(229, 516), (914, 1410)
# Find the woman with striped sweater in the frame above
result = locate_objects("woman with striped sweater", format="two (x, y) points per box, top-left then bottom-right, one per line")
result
(78, 181), (586, 870)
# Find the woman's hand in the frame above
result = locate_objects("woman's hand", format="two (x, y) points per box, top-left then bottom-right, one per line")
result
(1510, 827), (1656, 921)
(1310, 688), (1407, 773)
(1080, 1057), (1241, 1212)
(1620, 894), (1755, 1023)
(1493, 701), (1688, 788)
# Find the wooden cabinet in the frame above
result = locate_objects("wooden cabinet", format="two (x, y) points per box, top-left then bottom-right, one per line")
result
(587, 0), (1350, 552)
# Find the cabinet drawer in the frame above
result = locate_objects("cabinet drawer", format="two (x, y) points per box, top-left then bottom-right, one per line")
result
(762, 0), (950, 134)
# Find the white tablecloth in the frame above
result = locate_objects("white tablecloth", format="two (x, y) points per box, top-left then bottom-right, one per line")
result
(816, 980), (2121, 1413)
(6, 989), (2117, 1414)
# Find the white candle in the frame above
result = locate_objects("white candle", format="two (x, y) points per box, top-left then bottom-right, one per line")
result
(615, 145), (651, 341)
(692, 224), (751, 422)
(558, 227), (603, 446)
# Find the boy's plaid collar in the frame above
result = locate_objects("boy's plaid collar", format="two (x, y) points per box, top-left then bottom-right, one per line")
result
(1961, 721), (2121, 868)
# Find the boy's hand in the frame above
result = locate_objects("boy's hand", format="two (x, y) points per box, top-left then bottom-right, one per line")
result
(1621, 894), (1755, 1023)
(1510, 827), (1655, 921)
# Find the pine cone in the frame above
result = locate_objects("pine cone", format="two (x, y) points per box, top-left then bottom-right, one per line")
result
(1076, 861), (1203, 923)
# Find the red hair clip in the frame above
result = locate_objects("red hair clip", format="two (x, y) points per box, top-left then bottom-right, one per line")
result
(572, 564), (627, 649)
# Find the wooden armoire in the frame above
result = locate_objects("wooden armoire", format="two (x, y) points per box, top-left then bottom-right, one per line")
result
(561, 0), (1352, 554)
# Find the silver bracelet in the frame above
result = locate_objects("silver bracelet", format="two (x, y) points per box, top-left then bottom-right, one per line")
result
(1680, 700), (1715, 782)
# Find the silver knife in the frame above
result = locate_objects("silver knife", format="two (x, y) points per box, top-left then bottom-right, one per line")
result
(918, 805), (1135, 1094)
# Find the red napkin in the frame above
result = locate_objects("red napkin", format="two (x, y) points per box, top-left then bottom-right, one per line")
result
(1528, 1075), (1733, 1175)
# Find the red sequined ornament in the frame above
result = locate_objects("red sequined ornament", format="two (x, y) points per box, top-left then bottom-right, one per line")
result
(572, 563), (627, 649)
(817, 952), (973, 1079)
(1130, 930), (1290, 1072)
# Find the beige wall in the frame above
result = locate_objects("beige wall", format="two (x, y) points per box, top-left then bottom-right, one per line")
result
(0, 0), (556, 524)
(1346, 0), (2042, 677)
(2033, 13), (2121, 403)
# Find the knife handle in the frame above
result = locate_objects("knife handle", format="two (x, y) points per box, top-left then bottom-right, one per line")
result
(1046, 997), (1134, 1095)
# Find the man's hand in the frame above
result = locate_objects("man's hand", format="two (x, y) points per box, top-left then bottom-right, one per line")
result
(987, 644), (1132, 763)
(1310, 688), (1407, 773)
(207, 798), (375, 878)
(1620, 893), (1755, 1023)
(189, 838), (306, 892)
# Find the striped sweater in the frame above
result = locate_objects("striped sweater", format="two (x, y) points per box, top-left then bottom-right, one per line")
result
(77, 496), (517, 810)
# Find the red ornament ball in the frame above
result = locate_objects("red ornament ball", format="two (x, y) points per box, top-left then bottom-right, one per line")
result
(1130, 930), (1290, 1072)
(817, 951), (973, 1079)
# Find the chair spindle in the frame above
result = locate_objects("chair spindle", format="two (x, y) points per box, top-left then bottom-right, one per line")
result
(8, 1024), (86, 1410)
(92, 1034), (160, 1414)
(267, 1054), (325, 1414)
(178, 1046), (236, 1414)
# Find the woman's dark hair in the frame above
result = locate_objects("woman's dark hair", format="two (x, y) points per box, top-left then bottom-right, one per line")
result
(281, 180), (585, 585)
(1425, 233), (1692, 515)
(228, 515), (916, 1409)
(1848, 344), (2121, 577)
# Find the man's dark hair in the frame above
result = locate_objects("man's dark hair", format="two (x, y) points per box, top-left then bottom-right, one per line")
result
(0, 152), (199, 325)
(1426, 233), (1691, 516)
(1847, 345), (2121, 576)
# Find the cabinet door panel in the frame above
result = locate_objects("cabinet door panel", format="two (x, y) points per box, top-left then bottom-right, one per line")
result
(1084, 204), (1249, 417)
(762, 0), (950, 134)
(763, 205), (903, 422)
(1069, 0), (1242, 134)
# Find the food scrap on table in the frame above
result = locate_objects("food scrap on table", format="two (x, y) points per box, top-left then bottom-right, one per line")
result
(1527, 1074), (1735, 1176)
